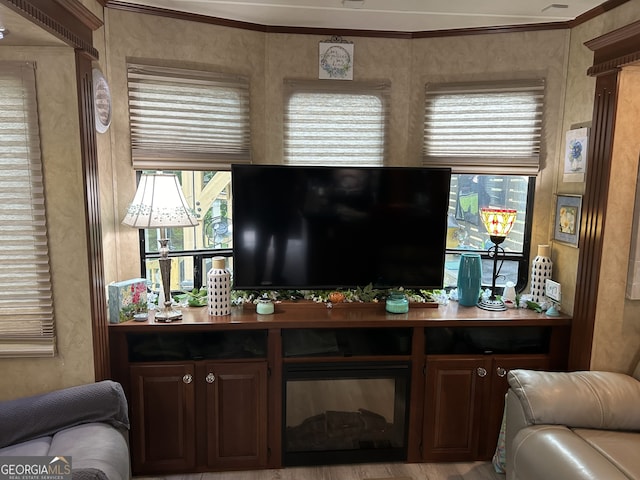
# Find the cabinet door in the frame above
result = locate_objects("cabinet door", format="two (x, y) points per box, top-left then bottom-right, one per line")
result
(205, 361), (268, 469)
(129, 364), (196, 474)
(479, 354), (550, 459)
(422, 356), (489, 462)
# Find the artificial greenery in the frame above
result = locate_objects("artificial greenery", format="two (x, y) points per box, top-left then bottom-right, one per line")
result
(174, 287), (208, 307)
(230, 284), (444, 305)
(172, 284), (545, 312)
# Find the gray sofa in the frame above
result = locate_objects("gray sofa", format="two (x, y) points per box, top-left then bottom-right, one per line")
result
(0, 380), (130, 480)
(505, 364), (640, 480)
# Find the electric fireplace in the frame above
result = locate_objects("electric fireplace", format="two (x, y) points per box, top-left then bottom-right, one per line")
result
(282, 362), (410, 466)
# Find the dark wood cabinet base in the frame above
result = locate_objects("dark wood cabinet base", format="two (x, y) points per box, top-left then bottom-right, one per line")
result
(109, 302), (570, 474)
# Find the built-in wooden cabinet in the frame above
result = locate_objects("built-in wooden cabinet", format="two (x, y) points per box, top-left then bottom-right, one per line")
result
(109, 303), (570, 473)
(118, 329), (269, 475)
(204, 361), (268, 469)
(129, 360), (267, 474)
(422, 354), (549, 462)
(129, 363), (196, 473)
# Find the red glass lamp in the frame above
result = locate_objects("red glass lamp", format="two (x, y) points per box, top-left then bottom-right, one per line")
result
(478, 208), (517, 311)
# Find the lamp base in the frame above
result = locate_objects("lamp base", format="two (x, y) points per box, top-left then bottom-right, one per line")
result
(155, 308), (183, 322)
(545, 304), (560, 317)
(477, 297), (507, 311)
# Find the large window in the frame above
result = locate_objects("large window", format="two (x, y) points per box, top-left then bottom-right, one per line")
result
(0, 62), (56, 357)
(127, 63), (250, 291)
(424, 80), (544, 291)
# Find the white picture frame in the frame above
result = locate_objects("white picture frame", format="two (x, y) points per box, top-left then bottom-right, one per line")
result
(545, 279), (561, 303)
(563, 127), (589, 183)
(319, 42), (354, 80)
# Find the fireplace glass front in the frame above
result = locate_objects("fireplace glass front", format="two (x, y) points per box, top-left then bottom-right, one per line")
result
(283, 362), (410, 466)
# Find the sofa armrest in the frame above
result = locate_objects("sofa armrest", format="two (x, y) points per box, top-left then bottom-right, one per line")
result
(507, 369), (640, 431)
(0, 380), (129, 449)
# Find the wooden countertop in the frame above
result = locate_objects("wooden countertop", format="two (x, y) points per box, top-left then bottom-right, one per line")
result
(110, 301), (571, 331)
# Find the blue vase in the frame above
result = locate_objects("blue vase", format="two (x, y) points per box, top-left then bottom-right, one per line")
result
(457, 253), (482, 307)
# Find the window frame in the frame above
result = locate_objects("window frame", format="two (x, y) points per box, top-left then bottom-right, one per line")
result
(423, 80), (544, 293)
(444, 175), (535, 292)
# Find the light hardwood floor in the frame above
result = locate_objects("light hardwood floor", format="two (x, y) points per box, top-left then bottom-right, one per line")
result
(136, 462), (505, 480)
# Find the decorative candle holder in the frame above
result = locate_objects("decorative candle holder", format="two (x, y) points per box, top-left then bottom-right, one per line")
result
(386, 293), (409, 314)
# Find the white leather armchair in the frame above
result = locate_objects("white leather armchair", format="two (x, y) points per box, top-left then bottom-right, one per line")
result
(505, 363), (640, 480)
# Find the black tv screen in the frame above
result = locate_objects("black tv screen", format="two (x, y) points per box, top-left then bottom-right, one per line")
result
(231, 164), (451, 290)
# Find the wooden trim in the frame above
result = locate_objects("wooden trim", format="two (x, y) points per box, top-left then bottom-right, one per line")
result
(569, 73), (618, 371)
(0, 0), (100, 59)
(266, 328), (283, 468)
(75, 52), (110, 381)
(585, 18), (640, 51)
(54, 0), (103, 30)
(410, 22), (568, 39)
(586, 19), (640, 76)
(587, 52), (640, 77)
(407, 327), (425, 462)
(569, 0), (631, 28)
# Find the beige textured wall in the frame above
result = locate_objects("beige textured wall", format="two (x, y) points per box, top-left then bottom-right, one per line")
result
(558, 1), (640, 372)
(0, 47), (95, 400)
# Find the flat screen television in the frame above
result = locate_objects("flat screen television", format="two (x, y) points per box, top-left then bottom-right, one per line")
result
(231, 164), (452, 290)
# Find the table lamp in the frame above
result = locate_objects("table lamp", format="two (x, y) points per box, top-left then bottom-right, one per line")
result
(122, 172), (199, 322)
(477, 207), (516, 311)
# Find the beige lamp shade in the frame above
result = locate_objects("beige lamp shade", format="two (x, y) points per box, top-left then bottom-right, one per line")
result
(122, 172), (199, 228)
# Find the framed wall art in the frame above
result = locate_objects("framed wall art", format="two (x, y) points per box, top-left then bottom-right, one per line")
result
(319, 36), (353, 80)
(554, 194), (582, 247)
(563, 127), (589, 183)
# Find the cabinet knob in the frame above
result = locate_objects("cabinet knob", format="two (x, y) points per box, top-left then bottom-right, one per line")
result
(206, 373), (216, 384)
(476, 367), (488, 377)
(496, 366), (508, 377)
(182, 374), (193, 384)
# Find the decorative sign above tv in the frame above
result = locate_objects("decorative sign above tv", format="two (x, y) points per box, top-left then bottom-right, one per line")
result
(231, 164), (451, 290)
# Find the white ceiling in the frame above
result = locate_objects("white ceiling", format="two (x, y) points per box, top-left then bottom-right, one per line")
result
(120, 0), (609, 32)
(0, 0), (610, 47)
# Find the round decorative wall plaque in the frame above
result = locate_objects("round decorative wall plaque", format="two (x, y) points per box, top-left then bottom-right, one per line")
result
(92, 68), (112, 133)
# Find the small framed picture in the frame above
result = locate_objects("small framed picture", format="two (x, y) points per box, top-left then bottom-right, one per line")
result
(563, 127), (589, 183)
(319, 41), (354, 80)
(545, 279), (561, 303)
(554, 194), (582, 247)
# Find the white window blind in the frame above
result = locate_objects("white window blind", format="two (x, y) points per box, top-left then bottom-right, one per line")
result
(0, 61), (55, 357)
(127, 63), (251, 170)
(423, 80), (545, 174)
(284, 80), (389, 166)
